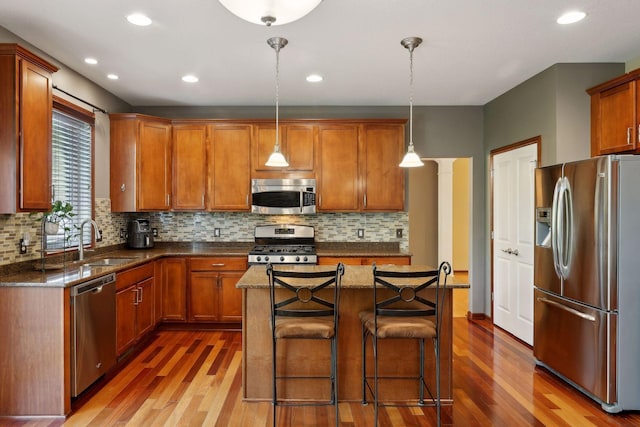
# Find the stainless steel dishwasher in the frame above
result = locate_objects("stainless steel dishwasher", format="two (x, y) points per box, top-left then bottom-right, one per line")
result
(70, 273), (117, 397)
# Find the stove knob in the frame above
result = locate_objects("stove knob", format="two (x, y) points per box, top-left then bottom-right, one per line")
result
(265, 256), (270, 262)
(296, 256), (300, 262)
(280, 256), (285, 262)
(256, 256), (262, 262)
(303, 256), (308, 262)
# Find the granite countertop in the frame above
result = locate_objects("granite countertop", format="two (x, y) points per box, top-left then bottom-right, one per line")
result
(0, 242), (411, 288)
(237, 264), (469, 289)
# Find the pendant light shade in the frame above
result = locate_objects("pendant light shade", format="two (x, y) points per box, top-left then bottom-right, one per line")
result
(265, 37), (289, 168)
(399, 37), (424, 168)
(219, 0), (323, 26)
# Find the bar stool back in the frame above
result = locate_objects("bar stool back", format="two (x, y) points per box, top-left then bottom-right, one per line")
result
(267, 262), (345, 426)
(360, 261), (452, 426)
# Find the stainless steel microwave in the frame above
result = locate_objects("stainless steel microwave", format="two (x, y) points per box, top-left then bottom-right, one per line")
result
(251, 178), (316, 214)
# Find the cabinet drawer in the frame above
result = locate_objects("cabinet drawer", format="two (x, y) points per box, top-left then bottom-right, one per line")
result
(116, 262), (154, 290)
(189, 257), (248, 272)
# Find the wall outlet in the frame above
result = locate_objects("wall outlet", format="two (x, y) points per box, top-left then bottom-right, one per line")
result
(357, 228), (364, 238)
(396, 228), (403, 238)
(214, 228), (221, 237)
(97, 230), (103, 242)
(152, 228), (158, 237)
(120, 228), (126, 239)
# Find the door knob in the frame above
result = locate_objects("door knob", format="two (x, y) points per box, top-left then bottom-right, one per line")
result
(501, 248), (513, 254)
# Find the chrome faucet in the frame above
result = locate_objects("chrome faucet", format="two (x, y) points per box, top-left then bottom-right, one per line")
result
(79, 219), (100, 261)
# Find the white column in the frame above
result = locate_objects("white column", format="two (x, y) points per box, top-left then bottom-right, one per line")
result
(435, 158), (455, 273)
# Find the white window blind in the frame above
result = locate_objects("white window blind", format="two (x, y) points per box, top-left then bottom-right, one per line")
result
(47, 105), (94, 252)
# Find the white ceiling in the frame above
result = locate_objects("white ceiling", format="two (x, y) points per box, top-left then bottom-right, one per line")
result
(2, 0), (640, 107)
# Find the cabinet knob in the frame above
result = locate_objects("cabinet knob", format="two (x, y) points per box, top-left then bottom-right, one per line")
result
(120, 184), (126, 192)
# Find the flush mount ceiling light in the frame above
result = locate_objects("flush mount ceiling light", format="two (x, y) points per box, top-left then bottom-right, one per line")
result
(126, 13), (152, 26)
(265, 37), (289, 167)
(218, 0), (322, 26)
(399, 37), (425, 168)
(306, 74), (323, 83)
(107, 74), (119, 80)
(557, 10), (586, 25)
(181, 75), (199, 83)
(84, 57), (98, 65)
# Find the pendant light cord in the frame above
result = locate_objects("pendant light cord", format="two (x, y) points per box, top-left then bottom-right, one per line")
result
(275, 43), (281, 151)
(408, 45), (414, 147)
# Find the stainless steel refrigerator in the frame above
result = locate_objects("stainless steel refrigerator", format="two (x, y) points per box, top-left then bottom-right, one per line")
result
(534, 154), (640, 413)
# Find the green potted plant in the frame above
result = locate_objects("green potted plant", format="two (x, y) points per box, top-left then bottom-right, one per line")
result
(33, 200), (75, 235)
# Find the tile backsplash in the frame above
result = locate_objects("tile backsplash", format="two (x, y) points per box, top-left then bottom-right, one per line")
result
(0, 198), (408, 266)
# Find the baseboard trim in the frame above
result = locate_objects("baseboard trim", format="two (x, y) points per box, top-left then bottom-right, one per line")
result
(466, 311), (486, 321)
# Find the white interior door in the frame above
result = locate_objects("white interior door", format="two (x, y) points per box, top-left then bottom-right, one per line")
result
(492, 143), (537, 345)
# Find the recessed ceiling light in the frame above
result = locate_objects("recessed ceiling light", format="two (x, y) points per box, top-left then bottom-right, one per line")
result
(107, 74), (119, 80)
(306, 74), (323, 83)
(557, 10), (586, 25)
(84, 57), (98, 65)
(182, 75), (199, 83)
(127, 13), (152, 26)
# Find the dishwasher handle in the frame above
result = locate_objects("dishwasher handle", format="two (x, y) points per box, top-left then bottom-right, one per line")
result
(71, 273), (116, 296)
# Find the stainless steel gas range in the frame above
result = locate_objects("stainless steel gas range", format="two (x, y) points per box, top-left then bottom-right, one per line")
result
(248, 224), (317, 265)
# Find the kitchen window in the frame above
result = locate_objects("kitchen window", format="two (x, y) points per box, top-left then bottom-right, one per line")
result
(46, 97), (95, 253)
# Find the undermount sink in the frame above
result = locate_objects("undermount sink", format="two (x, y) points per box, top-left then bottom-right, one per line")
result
(83, 258), (136, 267)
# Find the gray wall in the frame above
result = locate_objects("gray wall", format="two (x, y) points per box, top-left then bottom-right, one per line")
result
(482, 62), (623, 315)
(0, 26), (131, 199)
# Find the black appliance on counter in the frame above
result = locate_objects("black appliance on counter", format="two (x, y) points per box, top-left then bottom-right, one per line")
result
(127, 219), (154, 249)
(248, 224), (317, 265)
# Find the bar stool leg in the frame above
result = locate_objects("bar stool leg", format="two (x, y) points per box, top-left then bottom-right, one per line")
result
(419, 337), (425, 404)
(435, 337), (441, 427)
(361, 324), (368, 405)
(272, 336), (277, 427)
(373, 334), (379, 427)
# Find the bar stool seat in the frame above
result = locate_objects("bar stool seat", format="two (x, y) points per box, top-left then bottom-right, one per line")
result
(274, 317), (336, 339)
(360, 311), (436, 339)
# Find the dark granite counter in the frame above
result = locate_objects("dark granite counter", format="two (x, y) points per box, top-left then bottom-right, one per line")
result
(0, 242), (411, 288)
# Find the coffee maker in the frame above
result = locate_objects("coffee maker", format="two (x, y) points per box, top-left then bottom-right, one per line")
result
(127, 219), (154, 249)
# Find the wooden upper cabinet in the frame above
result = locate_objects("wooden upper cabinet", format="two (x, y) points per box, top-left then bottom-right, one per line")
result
(251, 122), (316, 176)
(0, 44), (58, 213)
(317, 124), (360, 211)
(588, 69), (640, 156)
(110, 114), (172, 212)
(172, 124), (207, 210)
(361, 124), (405, 211)
(208, 124), (251, 210)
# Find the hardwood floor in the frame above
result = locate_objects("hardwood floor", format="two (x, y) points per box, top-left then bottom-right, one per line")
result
(6, 319), (640, 426)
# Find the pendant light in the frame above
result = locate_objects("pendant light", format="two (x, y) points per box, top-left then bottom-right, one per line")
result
(218, 0), (323, 26)
(399, 37), (425, 168)
(265, 37), (289, 167)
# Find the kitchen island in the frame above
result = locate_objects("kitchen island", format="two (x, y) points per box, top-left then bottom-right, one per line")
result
(237, 264), (468, 403)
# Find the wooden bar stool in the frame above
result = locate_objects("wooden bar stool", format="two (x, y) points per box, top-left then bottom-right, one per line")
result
(360, 262), (452, 426)
(267, 263), (345, 426)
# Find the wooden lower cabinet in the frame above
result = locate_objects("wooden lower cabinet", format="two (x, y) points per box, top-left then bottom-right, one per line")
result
(188, 257), (247, 322)
(115, 263), (155, 356)
(159, 257), (187, 321)
(318, 256), (411, 266)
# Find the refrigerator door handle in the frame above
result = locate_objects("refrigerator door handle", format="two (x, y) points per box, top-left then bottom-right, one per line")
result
(551, 177), (563, 278)
(558, 178), (574, 280)
(536, 297), (596, 322)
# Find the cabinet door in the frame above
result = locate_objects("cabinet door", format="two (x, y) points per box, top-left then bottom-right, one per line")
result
(361, 256), (411, 266)
(189, 271), (219, 322)
(136, 277), (155, 337)
(317, 256), (363, 266)
(173, 124), (206, 210)
(361, 124), (405, 211)
(252, 125), (280, 173)
(317, 125), (360, 211)
(219, 271), (243, 322)
(283, 124), (315, 171)
(138, 120), (172, 210)
(116, 284), (138, 355)
(161, 258), (187, 321)
(595, 81), (637, 155)
(20, 59), (52, 210)
(208, 124), (251, 210)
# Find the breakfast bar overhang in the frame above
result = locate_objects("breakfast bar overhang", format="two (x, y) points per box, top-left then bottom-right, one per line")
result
(237, 264), (469, 403)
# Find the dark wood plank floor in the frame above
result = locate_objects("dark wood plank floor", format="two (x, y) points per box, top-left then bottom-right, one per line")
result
(6, 318), (640, 426)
